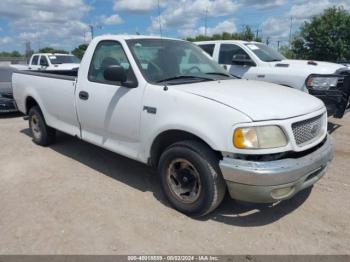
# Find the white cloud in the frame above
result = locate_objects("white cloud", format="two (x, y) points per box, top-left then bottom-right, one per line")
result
(260, 0), (349, 43)
(102, 14), (124, 25)
(0, 0), (90, 21)
(149, 0), (239, 35)
(0, 36), (12, 45)
(243, 0), (287, 9)
(261, 17), (291, 40)
(1, 0), (349, 51)
(113, 0), (159, 13)
(0, 0), (90, 50)
(179, 19), (237, 37)
(288, 0), (349, 19)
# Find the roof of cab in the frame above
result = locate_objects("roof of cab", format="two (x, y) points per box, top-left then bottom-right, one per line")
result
(32, 53), (74, 56)
(194, 40), (261, 45)
(93, 34), (184, 42)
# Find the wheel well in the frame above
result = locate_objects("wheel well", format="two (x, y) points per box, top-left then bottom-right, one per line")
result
(149, 130), (222, 168)
(25, 96), (39, 114)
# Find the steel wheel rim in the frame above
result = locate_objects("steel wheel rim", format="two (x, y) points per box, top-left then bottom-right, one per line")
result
(166, 158), (202, 204)
(31, 114), (41, 140)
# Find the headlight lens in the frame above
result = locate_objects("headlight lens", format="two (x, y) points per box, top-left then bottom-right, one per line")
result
(233, 126), (288, 149)
(306, 76), (338, 91)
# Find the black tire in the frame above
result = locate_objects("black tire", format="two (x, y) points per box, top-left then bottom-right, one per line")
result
(158, 140), (226, 217)
(28, 106), (56, 146)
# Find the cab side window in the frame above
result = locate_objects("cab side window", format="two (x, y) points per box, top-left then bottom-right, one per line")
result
(40, 56), (49, 66)
(218, 44), (250, 64)
(31, 55), (39, 65)
(198, 44), (215, 57)
(88, 40), (135, 85)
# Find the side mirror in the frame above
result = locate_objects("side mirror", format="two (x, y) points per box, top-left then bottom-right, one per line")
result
(232, 54), (255, 66)
(103, 65), (137, 88)
(104, 65), (127, 83)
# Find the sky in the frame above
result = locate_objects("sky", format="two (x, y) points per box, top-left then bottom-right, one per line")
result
(0, 0), (349, 53)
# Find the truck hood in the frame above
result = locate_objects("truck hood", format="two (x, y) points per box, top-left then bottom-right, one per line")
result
(174, 79), (324, 121)
(271, 59), (347, 75)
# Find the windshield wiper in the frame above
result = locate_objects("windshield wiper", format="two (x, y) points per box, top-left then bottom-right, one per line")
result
(266, 59), (282, 62)
(156, 75), (214, 83)
(205, 72), (231, 77)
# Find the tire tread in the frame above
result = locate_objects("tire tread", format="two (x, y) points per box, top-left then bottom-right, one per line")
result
(28, 106), (56, 146)
(159, 140), (226, 216)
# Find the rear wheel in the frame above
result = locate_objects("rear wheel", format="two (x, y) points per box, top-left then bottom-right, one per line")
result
(28, 106), (55, 146)
(158, 140), (226, 217)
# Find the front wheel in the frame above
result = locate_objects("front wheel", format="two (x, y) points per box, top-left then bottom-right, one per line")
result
(28, 106), (56, 146)
(158, 141), (226, 217)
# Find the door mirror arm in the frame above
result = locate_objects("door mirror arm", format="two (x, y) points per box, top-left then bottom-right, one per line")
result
(122, 80), (138, 89)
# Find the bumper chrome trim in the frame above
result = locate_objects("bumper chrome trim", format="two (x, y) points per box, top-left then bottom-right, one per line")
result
(226, 166), (327, 203)
(219, 135), (334, 187)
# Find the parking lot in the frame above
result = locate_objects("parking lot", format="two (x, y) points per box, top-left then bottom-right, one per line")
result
(0, 113), (349, 255)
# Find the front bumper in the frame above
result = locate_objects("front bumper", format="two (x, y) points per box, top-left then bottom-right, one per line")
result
(309, 89), (349, 118)
(219, 135), (334, 203)
(308, 73), (350, 118)
(0, 97), (18, 113)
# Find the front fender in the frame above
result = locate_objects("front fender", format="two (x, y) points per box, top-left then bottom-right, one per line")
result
(139, 85), (252, 163)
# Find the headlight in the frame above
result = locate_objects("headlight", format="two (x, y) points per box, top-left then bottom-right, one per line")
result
(233, 126), (288, 149)
(306, 75), (338, 91)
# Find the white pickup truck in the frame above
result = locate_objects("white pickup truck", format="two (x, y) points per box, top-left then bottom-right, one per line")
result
(196, 40), (350, 118)
(13, 35), (334, 216)
(28, 53), (80, 72)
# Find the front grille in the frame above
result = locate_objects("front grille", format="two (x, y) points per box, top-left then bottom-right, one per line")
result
(292, 114), (324, 146)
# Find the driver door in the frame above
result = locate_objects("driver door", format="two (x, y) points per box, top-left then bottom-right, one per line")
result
(218, 44), (256, 78)
(76, 40), (144, 160)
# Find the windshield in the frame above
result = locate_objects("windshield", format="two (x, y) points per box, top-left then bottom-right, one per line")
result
(127, 39), (231, 84)
(48, 55), (80, 64)
(245, 43), (285, 62)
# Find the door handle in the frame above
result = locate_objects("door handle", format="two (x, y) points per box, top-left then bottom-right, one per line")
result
(79, 91), (89, 100)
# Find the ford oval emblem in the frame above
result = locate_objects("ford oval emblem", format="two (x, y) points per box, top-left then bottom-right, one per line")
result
(311, 124), (319, 136)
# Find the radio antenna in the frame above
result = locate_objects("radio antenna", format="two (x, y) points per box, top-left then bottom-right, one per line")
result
(205, 7), (208, 36)
(157, 0), (163, 37)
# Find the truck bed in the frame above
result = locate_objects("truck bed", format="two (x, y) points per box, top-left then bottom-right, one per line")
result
(12, 69), (80, 137)
(16, 69), (78, 80)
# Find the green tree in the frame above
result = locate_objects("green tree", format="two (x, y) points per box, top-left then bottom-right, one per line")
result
(38, 47), (69, 54)
(240, 25), (255, 41)
(72, 44), (88, 60)
(279, 45), (295, 59)
(291, 6), (350, 61)
(0, 51), (23, 57)
(186, 26), (261, 42)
